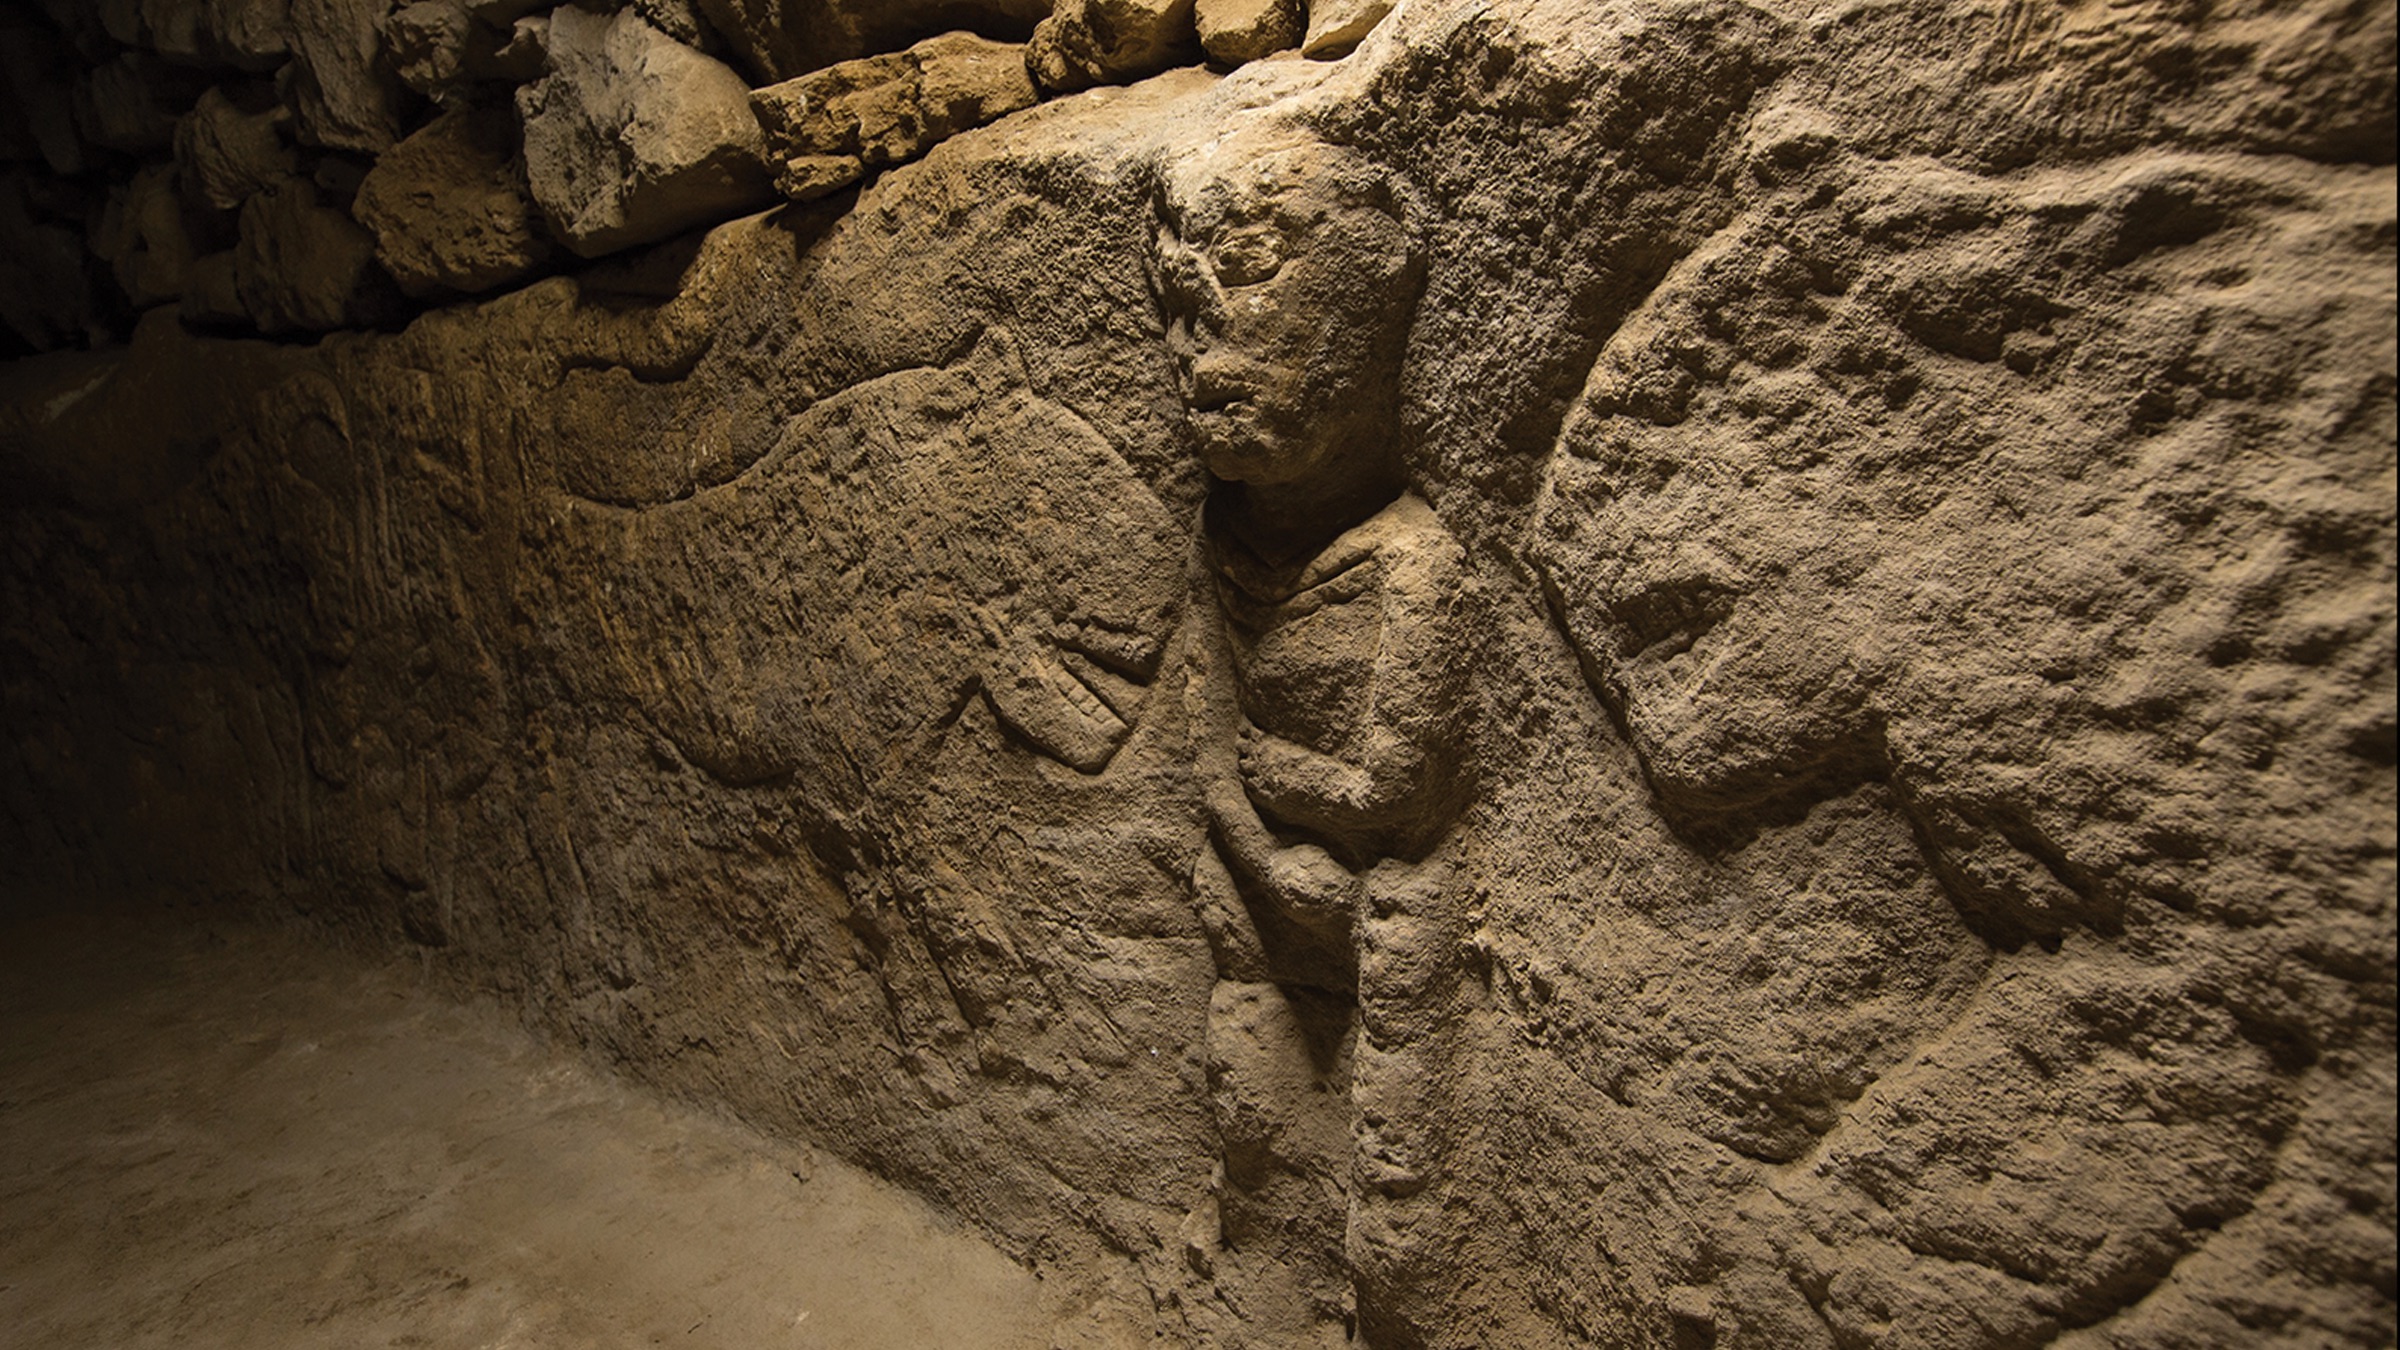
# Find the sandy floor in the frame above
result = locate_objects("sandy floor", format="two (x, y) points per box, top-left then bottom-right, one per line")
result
(0, 909), (1069, 1350)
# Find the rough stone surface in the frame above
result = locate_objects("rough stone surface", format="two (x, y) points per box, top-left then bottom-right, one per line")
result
(0, 1), (2393, 1347)
(381, 0), (476, 95)
(383, 0), (547, 101)
(174, 84), (297, 213)
(92, 164), (203, 308)
(1029, 0), (1201, 93)
(138, 0), (293, 70)
(694, 0), (1051, 85)
(353, 105), (551, 296)
(750, 31), (1037, 200)
(178, 248), (249, 327)
(232, 177), (397, 331)
(517, 6), (773, 258)
(1297, 0), (1388, 57)
(1196, 0), (1300, 66)
(75, 52), (211, 155)
(282, 0), (417, 152)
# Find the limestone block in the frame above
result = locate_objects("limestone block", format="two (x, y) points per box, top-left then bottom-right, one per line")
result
(1298, 0), (1388, 57)
(353, 105), (551, 296)
(92, 165), (202, 308)
(383, 0), (546, 99)
(174, 86), (295, 212)
(748, 31), (1036, 201)
(913, 32), (1042, 143)
(1197, 0), (1299, 66)
(1027, 0), (1199, 94)
(211, 0), (298, 66)
(176, 249), (249, 327)
(694, 0), (1050, 84)
(486, 13), (550, 81)
(75, 53), (210, 154)
(282, 0), (416, 152)
(768, 153), (866, 203)
(139, 0), (293, 70)
(381, 0), (474, 94)
(232, 177), (395, 331)
(518, 6), (772, 258)
(750, 50), (909, 169)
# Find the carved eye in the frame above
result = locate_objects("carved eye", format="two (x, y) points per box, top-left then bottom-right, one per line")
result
(1211, 229), (1287, 287)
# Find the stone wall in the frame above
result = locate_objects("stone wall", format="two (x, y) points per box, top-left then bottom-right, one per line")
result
(2, 1), (2393, 1346)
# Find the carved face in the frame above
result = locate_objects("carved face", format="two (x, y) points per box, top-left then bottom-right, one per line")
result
(1156, 132), (1421, 489)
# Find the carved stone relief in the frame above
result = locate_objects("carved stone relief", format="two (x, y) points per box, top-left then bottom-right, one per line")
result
(0, 1), (2390, 1347)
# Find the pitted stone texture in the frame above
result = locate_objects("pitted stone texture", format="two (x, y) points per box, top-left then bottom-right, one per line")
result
(354, 105), (551, 296)
(749, 31), (1036, 201)
(518, 6), (771, 258)
(1028, 0), (1199, 93)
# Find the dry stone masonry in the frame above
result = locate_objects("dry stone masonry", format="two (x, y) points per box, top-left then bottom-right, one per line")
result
(2, 0), (2394, 1347)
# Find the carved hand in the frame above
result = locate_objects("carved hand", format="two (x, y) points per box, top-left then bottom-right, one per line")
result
(1236, 721), (1417, 840)
(1204, 774), (1359, 938)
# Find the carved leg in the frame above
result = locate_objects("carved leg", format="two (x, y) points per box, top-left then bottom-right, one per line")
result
(1348, 861), (1469, 1350)
(1206, 978), (1356, 1342)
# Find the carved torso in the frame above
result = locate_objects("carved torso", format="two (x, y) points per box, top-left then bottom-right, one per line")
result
(1208, 492), (1474, 863)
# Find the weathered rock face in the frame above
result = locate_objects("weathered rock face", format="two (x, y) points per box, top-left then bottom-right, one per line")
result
(282, 0), (418, 151)
(175, 83), (297, 212)
(516, 6), (772, 257)
(92, 163), (204, 308)
(750, 30), (1037, 201)
(1028, 0), (1200, 92)
(1, 0), (2393, 1347)
(231, 176), (398, 331)
(1195, 0), (1300, 66)
(353, 104), (550, 295)
(695, 0), (1052, 85)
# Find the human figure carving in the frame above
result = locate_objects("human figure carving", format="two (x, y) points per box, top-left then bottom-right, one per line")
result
(1158, 121), (1477, 1347)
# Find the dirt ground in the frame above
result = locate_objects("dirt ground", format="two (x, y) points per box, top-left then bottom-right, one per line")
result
(0, 907), (1082, 1350)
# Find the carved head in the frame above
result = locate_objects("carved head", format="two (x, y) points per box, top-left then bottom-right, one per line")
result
(1155, 124), (1423, 493)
